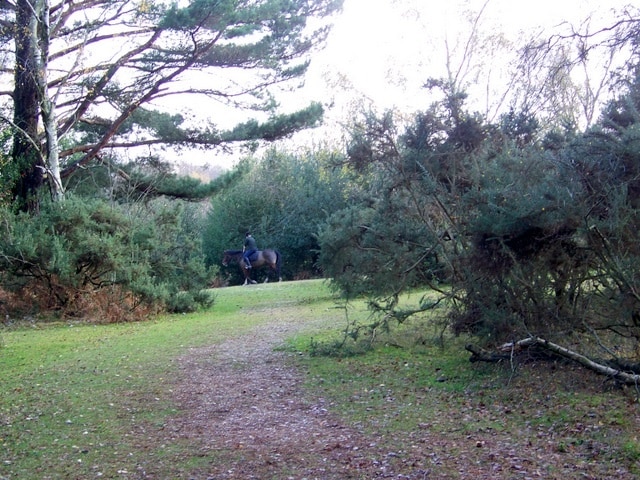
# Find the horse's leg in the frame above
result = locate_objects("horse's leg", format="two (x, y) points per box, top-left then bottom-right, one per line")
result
(267, 261), (280, 283)
(262, 262), (272, 283)
(247, 265), (257, 284)
(241, 265), (252, 286)
(273, 252), (282, 282)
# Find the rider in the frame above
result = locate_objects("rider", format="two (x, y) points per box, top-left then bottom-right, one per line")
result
(242, 231), (257, 269)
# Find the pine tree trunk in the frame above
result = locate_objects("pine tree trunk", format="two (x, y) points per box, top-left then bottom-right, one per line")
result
(12, 0), (44, 210)
(11, 0), (63, 209)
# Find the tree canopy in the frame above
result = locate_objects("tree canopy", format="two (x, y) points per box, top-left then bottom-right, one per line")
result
(0, 0), (343, 208)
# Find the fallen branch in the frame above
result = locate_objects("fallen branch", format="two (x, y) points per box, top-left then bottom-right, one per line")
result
(465, 344), (511, 363)
(467, 337), (640, 385)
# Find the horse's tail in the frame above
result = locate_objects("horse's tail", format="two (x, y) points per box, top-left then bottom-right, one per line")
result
(275, 250), (282, 281)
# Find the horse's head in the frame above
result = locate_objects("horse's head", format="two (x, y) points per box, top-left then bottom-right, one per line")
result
(221, 250), (242, 266)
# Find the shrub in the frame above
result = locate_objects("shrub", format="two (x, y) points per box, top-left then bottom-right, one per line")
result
(0, 195), (214, 321)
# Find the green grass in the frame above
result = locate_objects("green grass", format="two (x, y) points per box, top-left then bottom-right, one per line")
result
(2, 279), (639, 478)
(0, 280), (336, 479)
(286, 292), (640, 476)
(290, 323), (502, 433)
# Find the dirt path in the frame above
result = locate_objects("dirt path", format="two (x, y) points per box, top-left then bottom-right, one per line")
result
(156, 310), (638, 480)
(163, 316), (403, 479)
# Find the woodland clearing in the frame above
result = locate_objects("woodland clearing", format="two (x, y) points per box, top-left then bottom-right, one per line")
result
(1, 280), (638, 478)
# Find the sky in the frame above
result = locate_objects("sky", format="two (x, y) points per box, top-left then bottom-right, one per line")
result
(301, 0), (630, 114)
(177, 0), (634, 168)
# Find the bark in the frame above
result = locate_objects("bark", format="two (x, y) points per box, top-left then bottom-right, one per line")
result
(37, 0), (63, 201)
(467, 337), (640, 385)
(12, 0), (44, 209)
(11, 0), (63, 207)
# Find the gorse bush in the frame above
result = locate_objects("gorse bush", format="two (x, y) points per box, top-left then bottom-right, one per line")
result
(449, 142), (590, 340)
(0, 195), (214, 321)
(318, 74), (640, 364)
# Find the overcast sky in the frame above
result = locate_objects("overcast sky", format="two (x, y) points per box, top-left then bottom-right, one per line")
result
(179, 0), (634, 168)
(300, 0), (631, 113)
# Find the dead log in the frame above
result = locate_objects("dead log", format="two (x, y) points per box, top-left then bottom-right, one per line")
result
(466, 339), (558, 363)
(465, 344), (511, 363)
(606, 358), (640, 375)
(468, 336), (640, 386)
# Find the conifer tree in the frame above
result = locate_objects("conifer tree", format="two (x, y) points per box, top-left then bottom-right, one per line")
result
(0, 0), (342, 209)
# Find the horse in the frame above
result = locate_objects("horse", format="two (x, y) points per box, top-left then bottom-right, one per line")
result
(222, 249), (282, 286)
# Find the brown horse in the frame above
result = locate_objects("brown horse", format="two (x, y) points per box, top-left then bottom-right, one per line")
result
(222, 249), (282, 285)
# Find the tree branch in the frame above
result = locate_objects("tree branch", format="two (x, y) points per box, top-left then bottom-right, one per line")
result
(467, 336), (640, 385)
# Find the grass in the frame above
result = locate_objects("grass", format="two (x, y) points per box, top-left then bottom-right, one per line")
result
(1, 279), (639, 478)
(290, 317), (502, 432)
(0, 280), (335, 478)
(292, 341), (640, 474)
(286, 290), (640, 476)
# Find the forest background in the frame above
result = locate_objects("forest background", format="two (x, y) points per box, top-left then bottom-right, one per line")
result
(1, 0), (640, 378)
